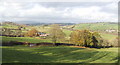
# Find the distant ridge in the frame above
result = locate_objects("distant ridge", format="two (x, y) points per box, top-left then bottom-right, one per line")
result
(2, 21), (28, 27)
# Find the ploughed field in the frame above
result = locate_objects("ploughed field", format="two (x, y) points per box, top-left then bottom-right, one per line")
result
(1, 46), (118, 63)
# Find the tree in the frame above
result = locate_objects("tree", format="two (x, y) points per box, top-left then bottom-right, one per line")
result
(82, 30), (93, 47)
(112, 37), (118, 47)
(18, 26), (22, 30)
(70, 30), (92, 46)
(70, 30), (104, 47)
(49, 24), (65, 44)
(2, 28), (12, 35)
(24, 28), (38, 37)
(91, 32), (104, 47)
(70, 30), (80, 45)
(14, 30), (22, 37)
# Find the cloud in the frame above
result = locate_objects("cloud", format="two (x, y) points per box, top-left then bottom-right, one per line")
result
(0, 2), (118, 23)
(1, 0), (119, 2)
(69, 6), (117, 22)
(105, 2), (118, 9)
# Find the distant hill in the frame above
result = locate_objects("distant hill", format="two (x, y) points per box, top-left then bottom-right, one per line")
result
(73, 22), (118, 31)
(26, 23), (75, 26)
(1, 21), (28, 29)
(1, 21), (118, 33)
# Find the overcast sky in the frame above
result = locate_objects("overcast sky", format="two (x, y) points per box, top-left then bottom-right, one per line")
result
(0, 0), (119, 23)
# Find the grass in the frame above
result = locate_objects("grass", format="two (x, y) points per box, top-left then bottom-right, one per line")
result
(2, 24), (18, 29)
(2, 36), (51, 43)
(74, 22), (118, 31)
(62, 29), (72, 37)
(1, 22), (118, 63)
(34, 25), (50, 33)
(1, 46), (118, 63)
(100, 33), (118, 42)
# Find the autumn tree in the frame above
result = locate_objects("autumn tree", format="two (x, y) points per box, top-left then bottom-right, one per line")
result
(70, 30), (81, 45)
(82, 30), (93, 47)
(70, 30), (93, 46)
(70, 30), (104, 47)
(91, 32), (104, 47)
(24, 28), (38, 37)
(49, 24), (65, 44)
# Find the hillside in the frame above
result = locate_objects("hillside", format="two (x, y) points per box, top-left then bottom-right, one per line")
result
(1, 22), (119, 63)
(1, 22), (32, 33)
(1, 22), (27, 29)
(73, 22), (118, 32)
(61, 22), (118, 43)
(1, 22), (118, 43)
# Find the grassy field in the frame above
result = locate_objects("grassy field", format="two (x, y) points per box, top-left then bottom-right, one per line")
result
(1, 24), (18, 29)
(33, 25), (51, 33)
(74, 22), (118, 31)
(1, 46), (118, 63)
(1, 22), (118, 63)
(2, 36), (51, 43)
(100, 33), (118, 42)
(62, 29), (73, 38)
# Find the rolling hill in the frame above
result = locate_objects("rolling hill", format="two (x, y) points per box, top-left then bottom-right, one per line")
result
(73, 22), (118, 32)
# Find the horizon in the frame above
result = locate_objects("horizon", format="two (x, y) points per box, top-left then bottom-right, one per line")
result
(1, 21), (118, 25)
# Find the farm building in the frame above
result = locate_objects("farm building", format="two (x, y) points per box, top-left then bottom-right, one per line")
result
(37, 32), (49, 37)
(105, 29), (116, 33)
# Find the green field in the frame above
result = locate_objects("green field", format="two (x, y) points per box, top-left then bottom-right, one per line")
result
(1, 24), (18, 29)
(62, 29), (73, 37)
(1, 46), (118, 63)
(74, 22), (118, 31)
(1, 22), (119, 63)
(100, 33), (118, 42)
(2, 36), (51, 43)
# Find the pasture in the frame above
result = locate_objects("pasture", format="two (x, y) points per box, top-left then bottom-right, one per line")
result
(1, 22), (118, 63)
(73, 22), (118, 31)
(2, 36), (51, 43)
(1, 46), (118, 63)
(100, 33), (118, 42)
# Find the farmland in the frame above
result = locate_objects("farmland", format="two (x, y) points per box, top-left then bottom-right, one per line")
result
(73, 22), (118, 31)
(1, 22), (119, 63)
(2, 46), (118, 63)
(2, 36), (51, 43)
(100, 33), (118, 42)
(0, 1), (119, 64)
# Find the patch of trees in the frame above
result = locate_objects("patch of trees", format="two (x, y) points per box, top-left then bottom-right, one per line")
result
(24, 28), (38, 37)
(2, 28), (23, 37)
(70, 30), (112, 48)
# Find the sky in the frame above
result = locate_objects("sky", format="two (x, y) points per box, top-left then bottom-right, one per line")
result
(0, 0), (119, 23)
